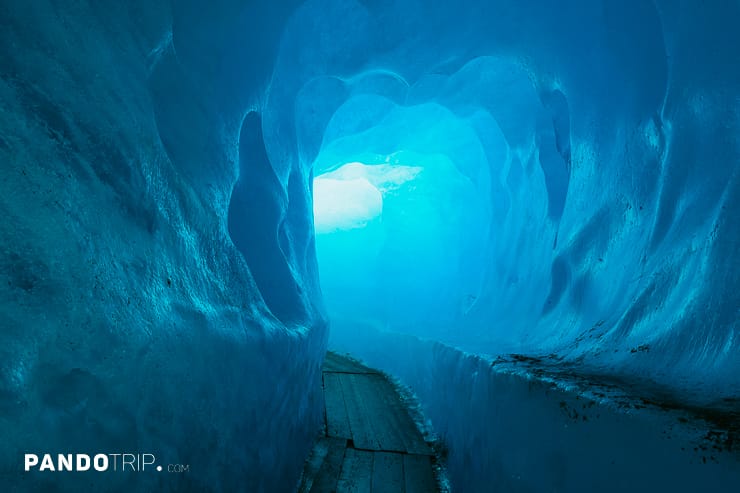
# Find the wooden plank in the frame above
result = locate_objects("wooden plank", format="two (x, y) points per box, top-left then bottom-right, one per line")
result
(334, 372), (432, 454)
(342, 373), (432, 455)
(336, 448), (373, 493)
(324, 372), (352, 439)
(368, 376), (433, 456)
(371, 452), (405, 493)
(339, 373), (383, 450)
(324, 352), (377, 374)
(403, 454), (436, 493)
(307, 353), (437, 492)
(358, 374), (408, 453)
(367, 376), (411, 453)
(309, 437), (347, 493)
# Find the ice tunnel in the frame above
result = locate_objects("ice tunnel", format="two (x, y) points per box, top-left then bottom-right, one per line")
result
(1, 0), (739, 492)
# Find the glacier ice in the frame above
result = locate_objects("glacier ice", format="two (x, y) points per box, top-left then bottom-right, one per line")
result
(1, 1), (323, 491)
(1, 0), (739, 491)
(313, 164), (384, 234)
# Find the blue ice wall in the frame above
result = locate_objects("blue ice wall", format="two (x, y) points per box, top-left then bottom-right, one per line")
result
(1, 1), (324, 492)
(273, 0), (740, 395)
(1, 0), (739, 492)
(272, 0), (738, 489)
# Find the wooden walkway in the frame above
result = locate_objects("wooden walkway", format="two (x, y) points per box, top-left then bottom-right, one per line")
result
(298, 352), (438, 493)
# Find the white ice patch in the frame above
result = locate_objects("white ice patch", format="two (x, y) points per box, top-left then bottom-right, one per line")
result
(313, 162), (421, 234)
(313, 176), (383, 233)
(327, 161), (423, 193)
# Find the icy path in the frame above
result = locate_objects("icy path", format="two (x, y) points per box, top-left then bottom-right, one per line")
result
(298, 352), (439, 493)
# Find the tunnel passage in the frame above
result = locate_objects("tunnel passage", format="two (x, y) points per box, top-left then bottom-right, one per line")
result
(1, 0), (739, 492)
(267, 0), (739, 393)
(237, 0), (740, 488)
(266, 0), (740, 490)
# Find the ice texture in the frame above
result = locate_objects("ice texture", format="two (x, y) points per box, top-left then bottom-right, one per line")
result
(329, 324), (740, 492)
(1, 0), (739, 492)
(1, 1), (323, 492)
(292, 0), (739, 490)
(294, 0), (740, 396)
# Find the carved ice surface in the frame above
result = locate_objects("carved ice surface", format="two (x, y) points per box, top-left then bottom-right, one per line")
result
(1, 0), (738, 491)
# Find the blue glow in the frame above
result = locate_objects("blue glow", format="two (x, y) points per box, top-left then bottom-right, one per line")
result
(2, 0), (739, 491)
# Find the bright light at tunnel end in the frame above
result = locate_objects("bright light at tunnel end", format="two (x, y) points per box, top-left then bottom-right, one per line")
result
(313, 161), (422, 234)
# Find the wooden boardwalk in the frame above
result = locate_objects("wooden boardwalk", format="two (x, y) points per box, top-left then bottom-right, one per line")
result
(299, 352), (438, 493)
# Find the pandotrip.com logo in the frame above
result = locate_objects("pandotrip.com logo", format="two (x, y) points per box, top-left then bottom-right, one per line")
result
(24, 453), (190, 473)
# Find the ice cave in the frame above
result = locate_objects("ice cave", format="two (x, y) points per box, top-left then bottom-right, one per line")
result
(1, 0), (738, 491)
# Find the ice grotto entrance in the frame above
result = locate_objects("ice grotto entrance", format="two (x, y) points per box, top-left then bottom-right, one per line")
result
(291, 5), (740, 483)
(312, 147), (491, 342)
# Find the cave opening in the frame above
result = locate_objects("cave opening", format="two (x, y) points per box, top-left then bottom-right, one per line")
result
(311, 139), (491, 342)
